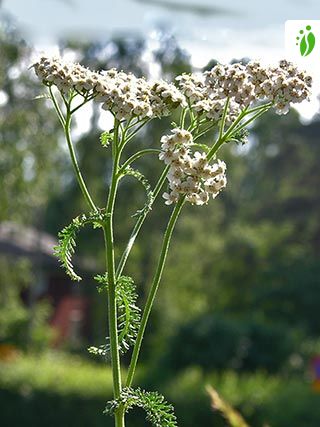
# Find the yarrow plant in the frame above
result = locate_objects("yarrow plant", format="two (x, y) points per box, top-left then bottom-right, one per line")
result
(32, 55), (312, 427)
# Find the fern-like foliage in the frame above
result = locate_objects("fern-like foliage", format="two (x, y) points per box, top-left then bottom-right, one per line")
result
(100, 130), (113, 148)
(122, 166), (154, 217)
(88, 343), (109, 357)
(92, 275), (141, 356)
(230, 128), (249, 145)
(54, 210), (107, 281)
(105, 387), (178, 427)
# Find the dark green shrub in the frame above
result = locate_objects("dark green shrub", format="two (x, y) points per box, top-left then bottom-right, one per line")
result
(260, 382), (320, 427)
(164, 315), (295, 373)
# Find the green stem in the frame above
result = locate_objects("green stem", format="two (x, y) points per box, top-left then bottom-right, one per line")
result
(207, 140), (224, 161)
(70, 95), (95, 114)
(118, 149), (161, 174)
(222, 103), (272, 142)
(181, 107), (187, 128)
(57, 94), (118, 419)
(218, 97), (230, 140)
(116, 165), (170, 278)
(246, 101), (273, 115)
(115, 410), (125, 427)
(49, 87), (65, 127)
(125, 196), (185, 387)
(64, 110), (97, 211)
(104, 123), (123, 407)
(125, 119), (151, 144)
(193, 122), (216, 141)
(231, 105), (271, 134)
(206, 103), (272, 161)
(116, 104), (188, 279)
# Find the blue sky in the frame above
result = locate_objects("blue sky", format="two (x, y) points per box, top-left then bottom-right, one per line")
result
(2, 0), (320, 119)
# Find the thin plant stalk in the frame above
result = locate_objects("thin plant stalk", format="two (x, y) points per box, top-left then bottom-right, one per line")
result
(125, 196), (185, 387)
(64, 111), (97, 212)
(103, 122), (124, 426)
(116, 165), (170, 278)
(49, 90), (97, 212)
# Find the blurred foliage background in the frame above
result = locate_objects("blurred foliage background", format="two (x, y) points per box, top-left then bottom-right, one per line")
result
(1, 6), (320, 427)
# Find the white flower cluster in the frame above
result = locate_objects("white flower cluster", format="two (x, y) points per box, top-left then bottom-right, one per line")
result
(176, 73), (205, 103)
(97, 70), (186, 120)
(33, 56), (186, 120)
(33, 56), (100, 95)
(96, 69), (153, 120)
(34, 56), (311, 121)
(177, 60), (312, 116)
(150, 80), (186, 117)
(159, 128), (227, 206)
(176, 73), (241, 124)
(204, 60), (312, 115)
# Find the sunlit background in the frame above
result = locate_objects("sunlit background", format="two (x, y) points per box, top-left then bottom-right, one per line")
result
(1, 1), (320, 426)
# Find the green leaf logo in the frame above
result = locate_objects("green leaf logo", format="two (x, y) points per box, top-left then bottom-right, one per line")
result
(296, 25), (316, 57)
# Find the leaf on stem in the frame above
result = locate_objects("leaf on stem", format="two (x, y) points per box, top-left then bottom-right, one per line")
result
(100, 130), (113, 148)
(121, 166), (154, 217)
(229, 128), (249, 145)
(54, 210), (106, 281)
(104, 387), (178, 427)
(33, 93), (51, 100)
(91, 275), (141, 356)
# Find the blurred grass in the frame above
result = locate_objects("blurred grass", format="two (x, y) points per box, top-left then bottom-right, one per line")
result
(1, 353), (320, 427)
(164, 366), (281, 407)
(0, 351), (113, 398)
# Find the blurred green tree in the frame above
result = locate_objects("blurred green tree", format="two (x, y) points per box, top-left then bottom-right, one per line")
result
(0, 19), (65, 224)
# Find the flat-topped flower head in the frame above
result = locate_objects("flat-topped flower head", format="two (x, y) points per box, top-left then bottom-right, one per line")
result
(149, 80), (186, 117)
(34, 55), (312, 125)
(176, 59), (312, 117)
(33, 56), (101, 95)
(32, 55), (186, 120)
(176, 73), (205, 103)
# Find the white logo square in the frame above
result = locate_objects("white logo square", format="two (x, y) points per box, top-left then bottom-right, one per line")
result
(285, 20), (320, 73)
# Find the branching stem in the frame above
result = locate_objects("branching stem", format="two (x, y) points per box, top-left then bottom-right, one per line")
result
(118, 149), (161, 174)
(116, 165), (170, 278)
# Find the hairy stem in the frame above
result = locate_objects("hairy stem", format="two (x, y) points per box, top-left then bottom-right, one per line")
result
(125, 196), (185, 387)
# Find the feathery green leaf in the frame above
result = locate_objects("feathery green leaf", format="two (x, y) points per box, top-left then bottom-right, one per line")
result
(54, 210), (106, 281)
(91, 275), (141, 356)
(105, 387), (177, 427)
(122, 166), (154, 217)
(100, 131), (113, 148)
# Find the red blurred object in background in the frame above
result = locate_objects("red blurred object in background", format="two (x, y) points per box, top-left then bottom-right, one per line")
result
(51, 296), (89, 347)
(311, 356), (320, 392)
